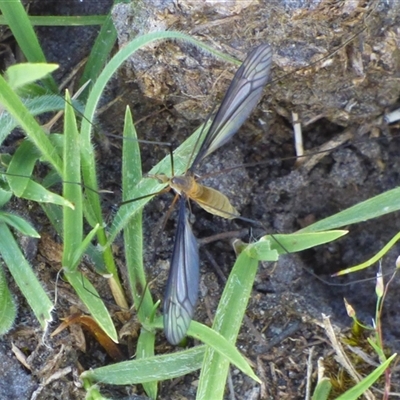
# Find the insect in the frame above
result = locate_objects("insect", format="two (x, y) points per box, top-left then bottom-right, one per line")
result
(155, 44), (273, 344)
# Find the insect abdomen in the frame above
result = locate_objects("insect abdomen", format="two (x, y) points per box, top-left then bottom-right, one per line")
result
(193, 184), (239, 219)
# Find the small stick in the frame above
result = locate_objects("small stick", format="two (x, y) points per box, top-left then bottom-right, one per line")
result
(384, 108), (400, 124)
(292, 112), (304, 164)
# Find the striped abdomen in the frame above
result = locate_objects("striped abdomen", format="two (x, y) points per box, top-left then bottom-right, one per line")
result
(170, 175), (239, 219)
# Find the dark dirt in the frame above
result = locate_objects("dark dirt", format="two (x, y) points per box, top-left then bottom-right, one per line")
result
(1, 0), (400, 399)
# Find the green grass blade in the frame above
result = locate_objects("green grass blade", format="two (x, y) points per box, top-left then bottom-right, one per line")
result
(189, 323), (260, 383)
(4, 117), (72, 208)
(21, 180), (74, 207)
(71, 224), (101, 269)
(197, 251), (260, 399)
(0, 94), (73, 142)
(299, 187), (400, 233)
(41, 202), (108, 275)
(61, 91), (117, 341)
(62, 90), (83, 269)
(5, 63), (58, 90)
(7, 140), (39, 195)
(78, 12), (118, 100)
(122, 107), (157, 398)
(311, 378), (332, 400)
(123, 106), (155, 319)
(0, 0), (58, 91)
(143, 316), (259, 383)
(4, 139), (72, 207)
(262, 230), (348, 256)
(0, 74), (63, 173)
(0, 15), (107, 26)
(81, 345), (206, 385)
(337, 230), (400, 275)
(0, 223), (53, 329)
(0, 188), (12, 208)
(64, 270), (118, 343)
(336, 353), (396, 400)
(0, 211), (40, 237)
(0, 265), (17, 334)
(136, 329), (158, 399)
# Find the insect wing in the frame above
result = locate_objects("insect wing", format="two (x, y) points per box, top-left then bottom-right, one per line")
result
(190, 44), (272, 169)
(163, 196), (199, 344)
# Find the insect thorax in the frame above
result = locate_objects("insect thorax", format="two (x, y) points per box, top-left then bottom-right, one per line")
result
(170, 175), (197, 196)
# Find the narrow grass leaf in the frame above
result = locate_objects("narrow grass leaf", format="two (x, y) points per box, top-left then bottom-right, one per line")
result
(122, 107), (157, 398)
(299, 187), (400, 233)
(265, 230), (348, 255)
(0, 15), (107, 26)
(21, 180), (75, 207)
(189, 322), (260, 383)
(136, 329), (158, 399)
(311, 378), (332, 400)
(0, 95), (74, 141)
(4, 138), (69, 208)
(367, 337), (383, 360)
(0, 189), (12, 208)
(81, 345), (206, 384)
(78, 12), (118, 101)
(0, 74), (62, 173)
(62, 90), (83, 269)
(61, 92), (117, 340)
(0, 0), (57, 91)
(5, 63), (58, 89)
(41, 202), (108, 275)
(196, 252), (260, 399)
(71, 224), (101, 270)
(336, 230), (400, 276)
(122, 107), (154, 318)
(335, 353), (396, 400)
(0, 211), (40, 237)
(0, 223), (53, 329)
(63, 270), (118, 343)
(6, 140), (39, 195)
(0, 265), (17, 335)
(142, 316), (259, 383)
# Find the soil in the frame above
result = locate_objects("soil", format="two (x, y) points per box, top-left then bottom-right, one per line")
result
(1, 1), (400, 399)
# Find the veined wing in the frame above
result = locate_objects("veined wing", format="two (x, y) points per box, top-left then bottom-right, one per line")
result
(190, 44), (272, 170)
(163, 195), (199, 344)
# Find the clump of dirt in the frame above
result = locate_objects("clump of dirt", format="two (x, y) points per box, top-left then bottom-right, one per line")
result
(112, 0), (400, 128)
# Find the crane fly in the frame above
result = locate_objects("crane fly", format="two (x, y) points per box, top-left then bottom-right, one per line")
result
(154, 44), (273, 344)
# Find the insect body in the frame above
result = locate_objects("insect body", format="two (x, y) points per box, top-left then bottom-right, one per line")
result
(161, 44), (273, 344)
(155, 173), (239, 219)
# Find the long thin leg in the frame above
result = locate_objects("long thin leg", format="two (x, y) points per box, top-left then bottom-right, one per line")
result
(119, 187), (171, 206)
